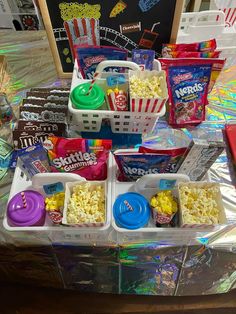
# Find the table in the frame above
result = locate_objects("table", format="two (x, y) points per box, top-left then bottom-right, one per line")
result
(1, 30), (236, 297)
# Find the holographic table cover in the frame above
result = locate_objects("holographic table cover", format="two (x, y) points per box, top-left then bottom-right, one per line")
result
(1, 30), (236, 295)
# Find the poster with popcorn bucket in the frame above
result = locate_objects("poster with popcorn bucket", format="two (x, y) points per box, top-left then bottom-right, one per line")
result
(62, 181), (107, 227)
(129, 70), (168, 113)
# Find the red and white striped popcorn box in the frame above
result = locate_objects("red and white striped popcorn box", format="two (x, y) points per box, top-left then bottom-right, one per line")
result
(107, 90), (128, 111)
(129, 69), (168, 113)
(178, 182), (227, 229)
(62, 181), (106, 228)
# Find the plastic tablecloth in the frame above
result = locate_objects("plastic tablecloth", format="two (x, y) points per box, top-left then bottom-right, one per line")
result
(1, 30), (236, 295)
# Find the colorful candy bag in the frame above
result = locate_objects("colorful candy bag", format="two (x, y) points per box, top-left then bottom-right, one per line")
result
(139, 146), (187, 173)
(75, 46), (127, 79)
(113, 150), (171, 181)
(166, 51), (221, 58)
(13, 144), (51, 178)
(162, 39), (216, 56)
(160, 58), (213, 126)
(44, 137), (112, 180)
(132, 49), (155, 70)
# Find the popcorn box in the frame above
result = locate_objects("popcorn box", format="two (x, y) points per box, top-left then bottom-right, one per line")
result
(151, 208), (175, 226)
(177, 138), (225, 181)
(178, 182), (227, 228)
(129, 70), (168, 113)
(62, 181), (106, 227)
(107, 90), (129, 111)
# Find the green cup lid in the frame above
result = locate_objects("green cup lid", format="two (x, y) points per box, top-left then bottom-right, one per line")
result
(70, 82), (105, 110)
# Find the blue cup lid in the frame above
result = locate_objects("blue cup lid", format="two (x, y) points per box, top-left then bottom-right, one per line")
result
(113, 192), (150, 230)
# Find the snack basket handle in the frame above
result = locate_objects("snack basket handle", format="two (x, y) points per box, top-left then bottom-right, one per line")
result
(95, 60), (141, 78)
(32, 173), (86, 188)
(135, 174), (190, 194)
(191, 10), (225, 27)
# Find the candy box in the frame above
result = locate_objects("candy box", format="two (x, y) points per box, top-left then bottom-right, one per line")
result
(128, 70), (168, 113)
(177, 138), (225, 181)
(178, 182), (227, 228)
(62, 180), (107, 227)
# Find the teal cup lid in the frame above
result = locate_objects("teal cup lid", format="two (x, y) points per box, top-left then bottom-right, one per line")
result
(70, 82), (105, 110)
(113, 192), (150, 230)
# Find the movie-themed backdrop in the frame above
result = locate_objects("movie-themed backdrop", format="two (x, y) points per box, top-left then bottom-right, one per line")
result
(39, 0), (183, 77)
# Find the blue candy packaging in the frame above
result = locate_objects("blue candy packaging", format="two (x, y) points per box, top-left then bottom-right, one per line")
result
(76, 46), (127, 79)
(114, 150), (171, 182)
(132, 49), (155, 70)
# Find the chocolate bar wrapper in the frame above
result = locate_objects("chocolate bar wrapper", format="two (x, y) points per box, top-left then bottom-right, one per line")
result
(17, 121), (66, 135)
(22, 98), (68, 109)
(13, 129), (63, 149)
(20, 106), (67, 124)
(30, 88), (70, 93)
(17, 144), (50, 178)
(177, 138), (225, 181)
(26, 92), (69, 101)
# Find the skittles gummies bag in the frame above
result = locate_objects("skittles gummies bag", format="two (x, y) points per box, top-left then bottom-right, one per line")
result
(44, 137), (112, 180)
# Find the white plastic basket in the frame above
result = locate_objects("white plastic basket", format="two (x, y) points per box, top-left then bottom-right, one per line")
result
(3, 154), (112, 232)
(111, 154), (226, 238)
(178, 10), (236, 68)
(69, 60), (166, 134)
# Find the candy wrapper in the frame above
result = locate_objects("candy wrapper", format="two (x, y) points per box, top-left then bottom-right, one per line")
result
(16, 144), (51, 179)
(162, 39), (217, 56)
(160, 58), (213, 126)
(166, 51), (221, 58)
(129, 70), (168, 113)
(44, 137), (112, 181)
(132, 49), (155, 70)
(139, 146), (187, 173)
(113, 150), (171, 182)
(76, 46), (127, 79)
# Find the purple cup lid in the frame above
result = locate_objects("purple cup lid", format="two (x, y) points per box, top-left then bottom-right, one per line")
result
(7, 190), (45, 227)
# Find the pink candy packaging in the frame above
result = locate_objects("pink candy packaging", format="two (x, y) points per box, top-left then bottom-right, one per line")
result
(167, 51), (221, 58)
(162, 39), (217, 56)
(160, 58), (213, 126)
(44, 137), (112, 180)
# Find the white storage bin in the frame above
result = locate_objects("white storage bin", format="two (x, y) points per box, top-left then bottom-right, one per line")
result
(111, 154), (228, 240)
(69, 60), (167, 134)
(178, 10), (236, 68)
(111, 152), (190, 233)
(62, 180), (107, 227)
(3, 154), (112, 232)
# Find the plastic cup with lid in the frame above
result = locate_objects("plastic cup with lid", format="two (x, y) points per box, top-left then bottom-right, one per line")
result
(70, 82), (107, 110)
(113, 192), (150, 230)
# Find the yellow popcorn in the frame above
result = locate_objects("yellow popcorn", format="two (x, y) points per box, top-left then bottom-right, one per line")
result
(66, 183), (105, 224)
(129, 75), (164, 99)
(179, 185), (220, 225)
(45, 192), (65, 212)
(150, 190), (178, 216)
